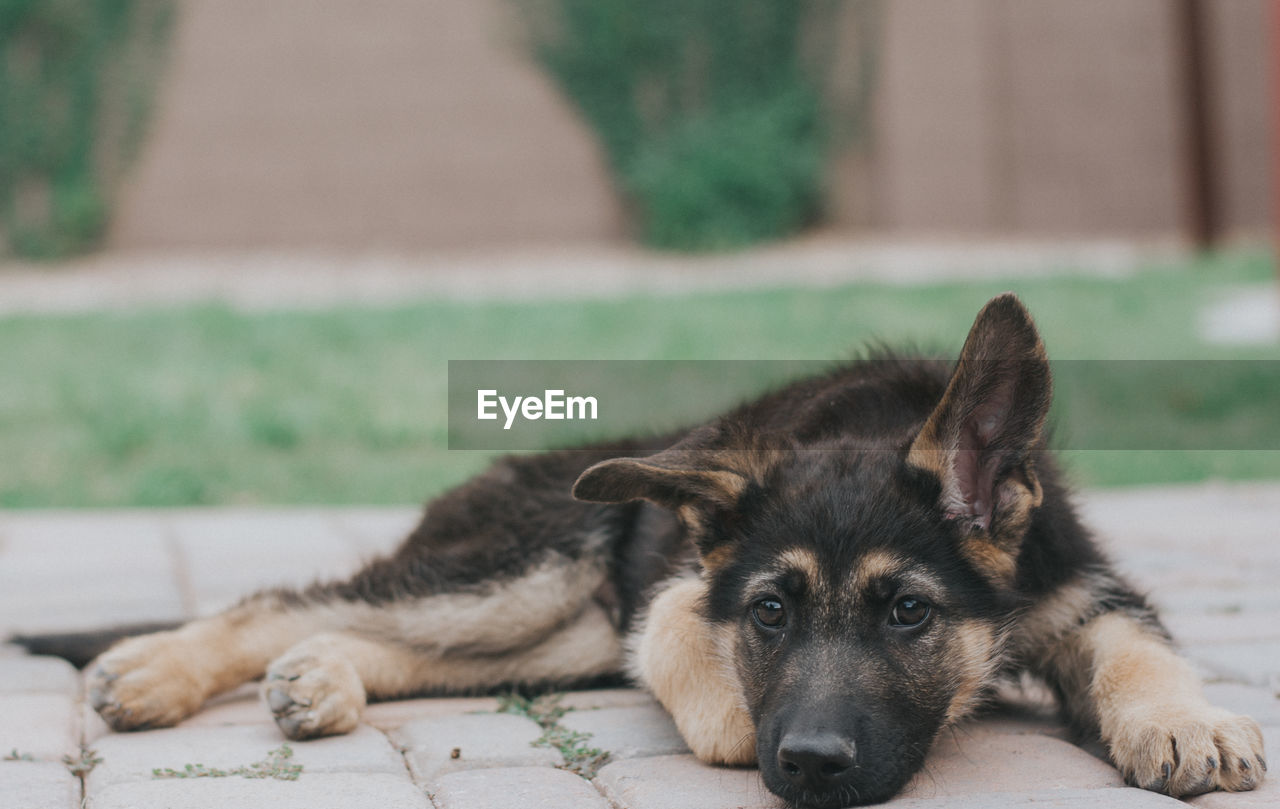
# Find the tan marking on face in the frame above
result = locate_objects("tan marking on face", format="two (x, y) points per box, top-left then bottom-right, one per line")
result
(627, 577), (756, 766)
(849, 549), (907, 595)
(1072, 612), (1265, 795)
(777, 546), (823, 589)
(943, 620), (1000, 725)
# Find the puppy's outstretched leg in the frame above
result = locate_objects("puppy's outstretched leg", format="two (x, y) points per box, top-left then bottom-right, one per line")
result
(1045, 609), (1265, 797)
(632, 577), (756, 765)
(86, 593), (315, 731)
(88, 553), (622, 735)
(262, 600), (623, 739)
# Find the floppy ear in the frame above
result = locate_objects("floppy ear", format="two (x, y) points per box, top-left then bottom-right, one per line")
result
(908, 293), (1051, 581)
(573, 449), (748, 567)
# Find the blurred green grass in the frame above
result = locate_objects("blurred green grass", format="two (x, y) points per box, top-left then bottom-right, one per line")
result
(1, 250), (1277, 507)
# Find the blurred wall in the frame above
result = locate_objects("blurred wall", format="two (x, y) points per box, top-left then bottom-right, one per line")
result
(836, 0), (1271, 240)
(109, 0), (624, 251)
(110, 0), (1270, 251)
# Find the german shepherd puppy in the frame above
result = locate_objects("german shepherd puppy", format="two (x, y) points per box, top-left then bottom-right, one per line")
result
(79, 294), (1264, 807)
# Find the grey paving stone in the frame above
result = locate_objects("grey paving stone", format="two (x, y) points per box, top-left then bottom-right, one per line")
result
(1147, 584), (1280, 616)
(1201, 683), (1280, 726)
(0, 550), (184, 635)
(175, 684), (271, 728)
(0, 511), (170, 558)
(169, 510), (363, 614)
(363, 696), (501, 730)
(1163, 611), (1280, 646)
(392, 713), (560, 785)
(594, 755), (782, 809)
(561, 704), (689, 760)
(888, 787), (1188, 808)
(0, 655), (79, 694)
(0, 760), (80, 809)
(0, 693), (78, 761)
(0, 512), (179, 635)
(1079, 485), (1280, 559)
(1185, 641), (1280, 689)
(0, 593), (185, 636)
(87, 724), (405, 788)
(330, 509), (421, 556)
(91, 772), (431, 809)
(900, 724), (1125, 798)
(1109, 547), (1243, 590)
(432, 766), (610, 809)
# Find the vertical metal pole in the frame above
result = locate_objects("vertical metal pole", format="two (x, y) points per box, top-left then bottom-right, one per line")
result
(1176, 0), (1217, 249)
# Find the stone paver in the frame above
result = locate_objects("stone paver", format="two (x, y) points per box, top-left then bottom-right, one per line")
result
(0, 483), (1277, 808)
(561, 704), (689, 760)
(0, 655), (79, 694)
(91, 772), (432, 809)
(595, 754), (781, 809)
(0, 694), (78, 761)
(168, 510), (366, 614)
(0, 513), (183, 635)
(899, 723), (1126, 798)
(0, 761), (80, 809)
(432, 766), (611, 809)
(391, 713), (562, 785)
(87, 724), (405, 789)
(888, 789), (1188, 808)
(363, 696), (501, 730)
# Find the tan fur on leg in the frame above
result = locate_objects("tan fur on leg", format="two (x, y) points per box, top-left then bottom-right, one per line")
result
(87, 599), (315, 731)
(630, 577), (756, 766)
(1082, 613), (1265, 796)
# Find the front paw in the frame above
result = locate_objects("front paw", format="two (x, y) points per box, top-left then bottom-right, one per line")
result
(1108, 705), (1265, 796)
(262, 649), (365, 740)
(87, 633), (208, 731)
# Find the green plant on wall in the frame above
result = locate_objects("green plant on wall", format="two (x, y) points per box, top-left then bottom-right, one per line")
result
(515, 0), (880, 251)
(0, 0), (175, 259)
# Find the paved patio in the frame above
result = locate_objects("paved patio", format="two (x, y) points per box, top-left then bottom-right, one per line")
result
(1, 482), (1277, 808)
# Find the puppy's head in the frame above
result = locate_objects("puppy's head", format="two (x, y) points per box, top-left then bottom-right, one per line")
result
(574, 294), (1051, 807)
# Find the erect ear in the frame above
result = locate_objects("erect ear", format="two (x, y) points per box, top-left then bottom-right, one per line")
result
(573, 449), (750, 568)
(908, 293), (1051, 582)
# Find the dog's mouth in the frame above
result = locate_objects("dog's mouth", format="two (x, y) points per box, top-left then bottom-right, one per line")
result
(757, 727), (923, 808)
(764, 771), (907, 809)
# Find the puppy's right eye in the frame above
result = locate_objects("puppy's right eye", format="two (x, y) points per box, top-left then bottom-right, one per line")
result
(752, 598), (786, 629)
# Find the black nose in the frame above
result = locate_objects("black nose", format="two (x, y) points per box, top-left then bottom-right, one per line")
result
(777, 731), (857, 793)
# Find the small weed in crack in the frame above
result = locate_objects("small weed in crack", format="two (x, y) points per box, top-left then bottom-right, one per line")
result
(496, 692), (610, 778)
(152, 744), (302, 781)
(5, 749), (35, 761)
(63, 747), (103, 777)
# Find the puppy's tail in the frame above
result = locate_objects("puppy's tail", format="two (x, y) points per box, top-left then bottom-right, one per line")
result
(9, 621), (182, 669)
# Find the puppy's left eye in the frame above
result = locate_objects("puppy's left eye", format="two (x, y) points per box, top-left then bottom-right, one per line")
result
(752, 598), (787, 629)
(890, 597), (931, 628)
